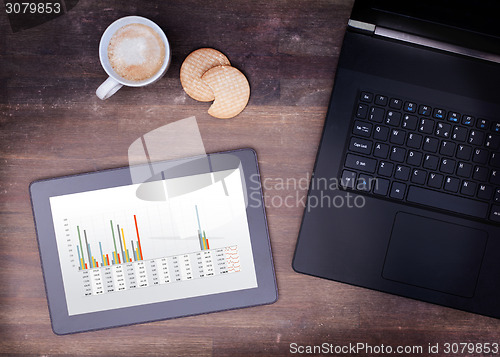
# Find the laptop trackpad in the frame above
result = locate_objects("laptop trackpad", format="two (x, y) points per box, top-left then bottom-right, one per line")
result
(382, 212), (488, 298)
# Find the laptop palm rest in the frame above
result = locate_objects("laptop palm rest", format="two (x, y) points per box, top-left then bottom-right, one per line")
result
(382, 212), (488, 298)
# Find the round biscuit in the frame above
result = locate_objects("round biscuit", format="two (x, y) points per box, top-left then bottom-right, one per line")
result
(201, 65), (250, 119)
(180, 48), (231, 102)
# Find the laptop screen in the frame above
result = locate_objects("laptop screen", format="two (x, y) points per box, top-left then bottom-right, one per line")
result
(351, 0), (500, 55)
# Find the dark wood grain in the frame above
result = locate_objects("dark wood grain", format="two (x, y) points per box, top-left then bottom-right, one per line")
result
(1, 1), (499, 356)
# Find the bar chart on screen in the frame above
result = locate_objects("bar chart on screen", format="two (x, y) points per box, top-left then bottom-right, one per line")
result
(60, 202), (242, 297)
(50, 168), (252, 307)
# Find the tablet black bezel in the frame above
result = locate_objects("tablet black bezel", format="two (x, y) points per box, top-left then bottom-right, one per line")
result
(30, 148), (277, 334)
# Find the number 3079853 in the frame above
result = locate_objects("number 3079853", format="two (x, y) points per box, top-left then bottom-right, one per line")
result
(5, 2), (61, 14)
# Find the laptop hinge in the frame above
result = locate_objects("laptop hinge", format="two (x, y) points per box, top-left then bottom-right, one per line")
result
(348, 19), (375, 35)
(374, 26), (500, 65)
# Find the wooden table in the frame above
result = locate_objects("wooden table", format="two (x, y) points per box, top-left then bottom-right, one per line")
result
(1, 1), (499, 355)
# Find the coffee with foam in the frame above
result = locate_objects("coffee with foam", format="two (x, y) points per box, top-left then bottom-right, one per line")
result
(108, 23), (165, 82)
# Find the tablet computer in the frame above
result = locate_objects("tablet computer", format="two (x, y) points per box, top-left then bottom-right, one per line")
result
(30, 148), (277, 334)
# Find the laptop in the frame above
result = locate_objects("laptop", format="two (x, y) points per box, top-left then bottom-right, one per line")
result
(293, 0), (500, 318)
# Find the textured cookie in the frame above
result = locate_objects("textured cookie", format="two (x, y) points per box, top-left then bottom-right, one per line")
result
(180, 48), (231, 102)
(201, 65), (250, 119)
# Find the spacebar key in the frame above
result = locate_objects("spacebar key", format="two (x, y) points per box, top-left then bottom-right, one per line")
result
(407, 186), (489, 219)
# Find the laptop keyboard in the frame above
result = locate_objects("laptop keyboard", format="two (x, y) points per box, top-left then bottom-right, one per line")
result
(340, 90), (500, 224)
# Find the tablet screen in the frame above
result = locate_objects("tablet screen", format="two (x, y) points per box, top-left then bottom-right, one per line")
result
(49, 167), (258, 316)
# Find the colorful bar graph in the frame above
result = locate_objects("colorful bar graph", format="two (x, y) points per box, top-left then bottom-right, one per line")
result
(203, 230), (209, 250)
(77, 226), (86, 269)
(134, 215), (144, 260)
(195, 205), (210, 251)
(77, 245), (83, 270)
(84, 230), (94, 268)
(110, 220), (119, 265)
(117, 224), (125, 262)
(75, 215), (146, 271)
(197, 230), (204, 250)
(121, 228), (129, 263)
(131, 241), (137, 261)
(99, 242), (105, 266)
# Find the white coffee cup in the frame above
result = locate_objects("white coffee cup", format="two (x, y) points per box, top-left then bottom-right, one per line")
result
(96, 16), (171, 100)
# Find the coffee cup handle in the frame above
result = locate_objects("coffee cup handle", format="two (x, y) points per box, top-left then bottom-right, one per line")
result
(96, 77), (123, 100)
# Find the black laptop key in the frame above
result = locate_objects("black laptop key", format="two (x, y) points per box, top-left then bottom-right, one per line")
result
(447, 112), (460, 123)
(356, 174), (373, 191)
(369, 107), (384, 123)
(356, 104), (368, 119)
(373, 125), (390, 141)
(373, 178), (390, 196)
(375, 95), (388, 106)
(452, 126), (468, 142)
(439, 140), (456, 157)
(390, 129), (405, 145)
(390, 182), (406, 199)
(492, 122), (500, 133)
(341, 170), (357, 189)
(404, 102), (416, 113)
(428, 173), (444, 188)
(477, 118), (489, 130)
(423, 137), (439, 152)
(491, 152), (500, 168)
(477, 184), (494, 200)
(411, 169), (427, 185)
(456, 162), (472, 178)
(419, 118), (434, 134)
(389, 98), (402, 109)
(345, 154), (376, 173)
(402, 114), (418, 130)
(473, 166), (489, 182)
(394, 165), (410, 181)
(491, 205), (500, 222)
(407, 186), (489, 219)
(423, 154), (439, 170)
(468, 130), (484, 146)
(385, 111), (402, 126)
(495, 188), (500, 203)
(435, 122), (451, 138)
(360, 92), (373, 103)
(433, 108), (445, 119)
(486, 134), (500, 150)
(444, 176), (460, 192)
(473, 148), (489, 164)
(461, 180), (476, 196)
(418, 105), (431, 116)
(349, 137), (372, 155)
(456, 144), (472, 160)
(491, 170), (500, 185)
(407, 150), (422, 166)
(378, 161), (394, 177)
(439, 158), (455, 174)
(374, 143), (389, 158)
(353, 120), (372, 137)
(406, 133), (422, 149)
(390, 147), (406, 162)
(462, 115), (474, 126)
